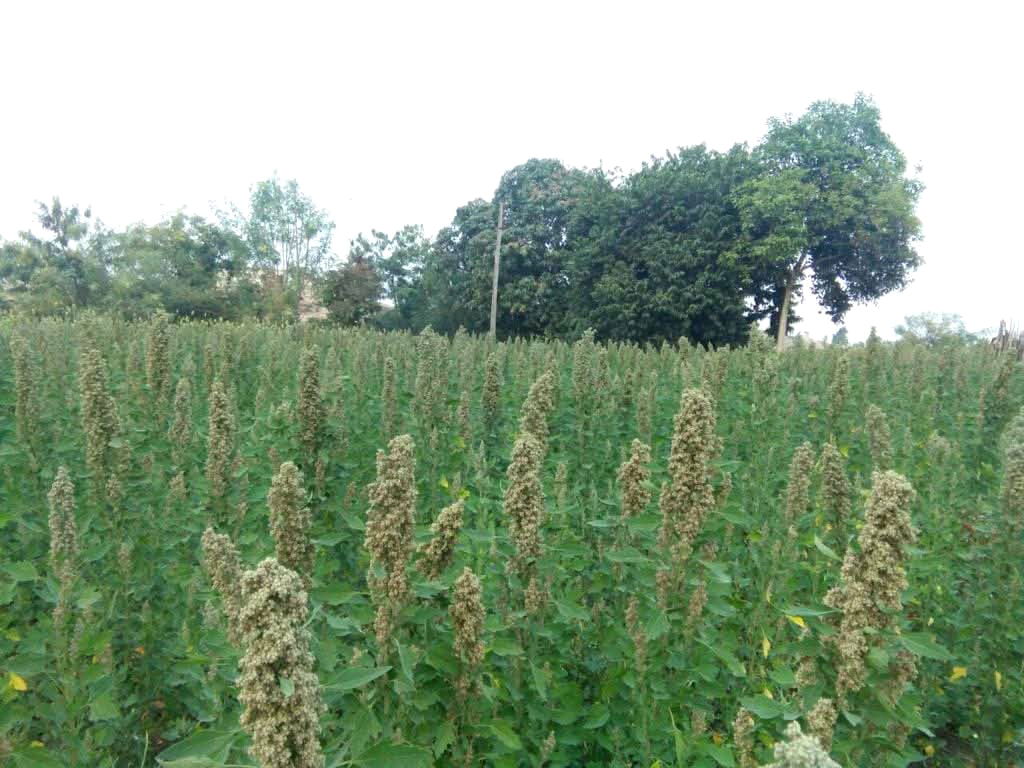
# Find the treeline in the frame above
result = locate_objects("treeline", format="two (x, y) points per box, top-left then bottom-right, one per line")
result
(0, 95), (922, 346)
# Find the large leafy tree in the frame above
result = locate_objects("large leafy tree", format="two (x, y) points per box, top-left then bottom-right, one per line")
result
(347, 225), (431, 328)
(570, 145), (758, 346)
(492, 159), (609, 337)
(0, 198), (113, 313)
(110, 214), (252, 318)
(739, 95), (923, 347)
(231, 177), (335, 310)
(419, 159), (610, 338)
(419, 199), (496, 334)
(321, 253), (383, 326)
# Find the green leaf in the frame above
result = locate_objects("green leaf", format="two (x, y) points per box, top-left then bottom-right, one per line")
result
(12, 746), (66, 768)
(325, 613), (362, 635)
(668, 708), (686, 767)
(583, 703), (610, 729)
(159, 760), (223, 768)
(605, 546), (648, 564)
(486, 720), (523, 750)
(325, 665), (391, 691)
(777, 604), (833, 617)
(312, 533), (346, 546)
(312, 584), (358, 605)
(700, 640), (745, 677)
(739, 695), (784, 719)
(900, 633), (953, 661)
(433, 720), (455, 758)
(645, 610), (670, 641)
(89, 692), (120, 721)
(554, 599), (589, 622)
(346, 703), (381, 757)
(2, 561), (38, 582)
(353, 742), (433, 768)
(279, 677), (295, 697)
(75, 587), (102, 610)
(396, 641), (415, 684)
(489, 636), (523, 656)
(529, 660), (548, 701)
(813, 535), (841, 561)
(704, 743), (736, 767)
(156, 730), (236, 763)
(0, 581), (16, 605)
(769, 666), (796, 686)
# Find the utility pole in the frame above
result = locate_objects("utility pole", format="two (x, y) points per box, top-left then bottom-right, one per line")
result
(489, 200), (504, 339)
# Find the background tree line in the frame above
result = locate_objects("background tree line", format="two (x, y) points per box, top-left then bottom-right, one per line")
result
(0, 95), (922, 346)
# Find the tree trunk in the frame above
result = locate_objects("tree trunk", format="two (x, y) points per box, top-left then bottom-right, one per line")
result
(775, 254), (807, 351)
(489, 201), (504, 339)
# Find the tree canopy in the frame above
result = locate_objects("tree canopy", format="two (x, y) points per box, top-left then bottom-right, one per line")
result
(739, 95), (923, 346)
(0, 96), (923, 345)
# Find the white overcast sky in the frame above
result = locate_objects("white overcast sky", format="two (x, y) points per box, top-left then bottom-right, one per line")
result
(2, 0), (1021, 341)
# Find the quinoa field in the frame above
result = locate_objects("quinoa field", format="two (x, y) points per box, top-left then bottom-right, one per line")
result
(1, 316), (1022, 767)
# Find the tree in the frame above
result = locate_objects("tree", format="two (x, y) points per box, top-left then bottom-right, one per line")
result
(419, 199), (501, 334)
(110, 214), (252, 319)
(492, 159), (606, 337)
(232, 177), (335, 311)
(321, 242), (383, 325)
(570, 145), (758, 346)
(895, 313), (980, 348)
(0, 198), (113, 313)
(739, 95), (923, 348)
(347, 225), (430, 328)
(417, 159), (611, 338)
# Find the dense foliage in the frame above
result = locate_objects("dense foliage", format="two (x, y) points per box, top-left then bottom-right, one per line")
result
(0, 96), (921, 346)
(1, 317), (1021, 767)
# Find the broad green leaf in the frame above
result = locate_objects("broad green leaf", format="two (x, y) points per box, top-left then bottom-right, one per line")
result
(606, 546), (648, 563)
(645, 610), (670, 641)
(739, 695), (784, 719)
(156, 730), (236, 763)
(489, 637), (523, 656)
(12, 747), (65, 768)
(583, 703), (610, 729)
(353, 742), (432, 768)
(396, 641), (415, 684)
(89, 692), (120, 721)
(486, 720), (523, 750)
(700, 640), (745, 677)
(434, 720), (455, 757)
(777, 604), (833, 617)
(312, 585), (358, 605)
(704, 743), (736, 767)
(2, 562), (38, 582)
(900, 633), (953, 661)
(813, 535), (841, 561)
(325, 665), (391, 691)
(346, 703), (381, 757)
(554, 599), (589, 622)
(529, 660), (548, 701)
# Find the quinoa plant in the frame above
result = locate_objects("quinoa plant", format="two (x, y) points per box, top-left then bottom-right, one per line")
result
(297, 346), (325, 459)
(364, 434), (417, 649)
(268, 461), (315, 587)
(236, 558), (324, 768)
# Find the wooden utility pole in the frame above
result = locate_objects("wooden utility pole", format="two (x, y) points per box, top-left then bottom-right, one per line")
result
(489, 200), (504, 339)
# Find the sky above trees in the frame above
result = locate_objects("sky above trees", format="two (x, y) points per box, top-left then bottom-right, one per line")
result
(1, 0), (1021, 340)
